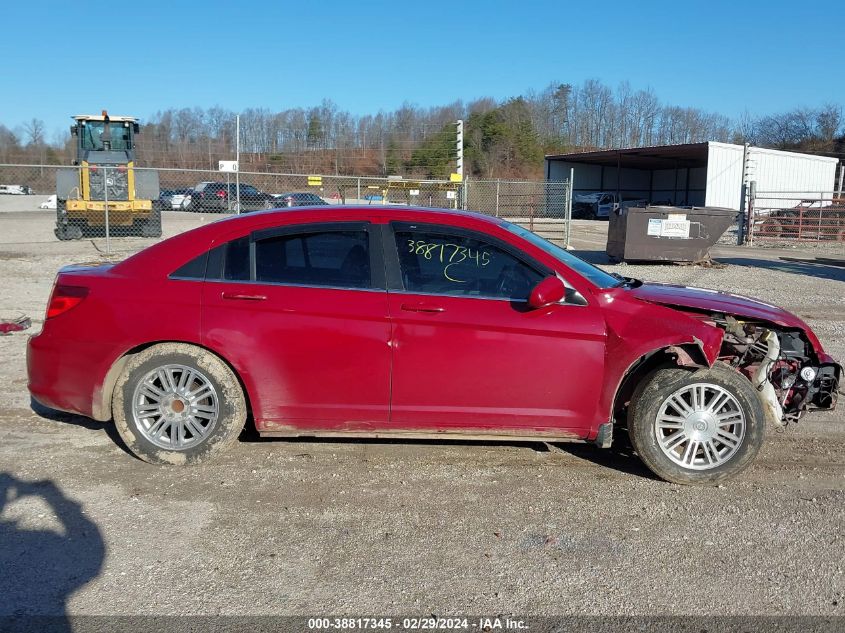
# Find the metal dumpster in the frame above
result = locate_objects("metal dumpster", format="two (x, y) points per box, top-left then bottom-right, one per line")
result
(606, 205), (737, 263)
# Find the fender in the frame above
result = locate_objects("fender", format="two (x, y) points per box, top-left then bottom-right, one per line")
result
(592, 287), (724, 437)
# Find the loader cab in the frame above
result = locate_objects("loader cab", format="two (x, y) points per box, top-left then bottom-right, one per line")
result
(70, 113), (140, 164)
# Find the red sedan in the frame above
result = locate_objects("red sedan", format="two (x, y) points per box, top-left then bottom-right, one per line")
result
(27, 206), (840, 484)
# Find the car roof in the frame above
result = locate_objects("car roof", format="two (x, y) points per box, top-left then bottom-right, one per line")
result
(244, 205), (501, 225)
(118, 205), (507, 277)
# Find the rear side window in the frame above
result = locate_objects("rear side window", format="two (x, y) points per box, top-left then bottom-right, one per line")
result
(255, 230), (370, 288)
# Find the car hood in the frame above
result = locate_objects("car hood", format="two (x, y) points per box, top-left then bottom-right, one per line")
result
(628, 282), (811, 330)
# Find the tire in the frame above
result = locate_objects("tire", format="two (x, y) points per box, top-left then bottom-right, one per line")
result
(112, 343), (247, 465)
(55, 222), (83, 240)
(55, 225), (73, 241)
(141, 208), (162, 238)
(628, 362), (765, 485)
(55, 201), (73, 241)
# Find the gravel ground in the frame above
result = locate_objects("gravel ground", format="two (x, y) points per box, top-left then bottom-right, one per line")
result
(0, 212), (843, 619)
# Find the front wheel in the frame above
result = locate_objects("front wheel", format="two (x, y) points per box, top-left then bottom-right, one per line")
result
(112, 343), (247, 465)
(628, 362), (765, 485)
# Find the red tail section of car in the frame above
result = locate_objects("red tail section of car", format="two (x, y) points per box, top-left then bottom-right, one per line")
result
(46, 285), (89, 319)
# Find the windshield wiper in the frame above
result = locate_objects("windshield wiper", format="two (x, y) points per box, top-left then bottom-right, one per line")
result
(611, 273), (643, 288)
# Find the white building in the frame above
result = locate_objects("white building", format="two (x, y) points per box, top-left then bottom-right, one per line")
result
(545, 142), (839, 210)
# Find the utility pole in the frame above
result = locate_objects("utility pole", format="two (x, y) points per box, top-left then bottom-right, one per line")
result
(456, 119), (464, 209)
(456, 119), (464, 178)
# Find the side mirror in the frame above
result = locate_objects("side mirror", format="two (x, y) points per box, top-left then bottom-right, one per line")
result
(528, 276), (566, 309)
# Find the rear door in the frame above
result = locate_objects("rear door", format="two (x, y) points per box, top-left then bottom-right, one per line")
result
(384, 222), (607, 436)
(201, 221), (391, 431)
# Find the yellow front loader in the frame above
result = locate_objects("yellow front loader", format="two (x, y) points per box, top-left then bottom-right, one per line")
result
(56, 111), (160, 240)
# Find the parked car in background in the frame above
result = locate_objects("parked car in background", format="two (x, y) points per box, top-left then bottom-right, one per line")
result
(40, 194), (58, 210)
(271, 192), (329, 208)
(597, 193), (649, 219)
(756, 199), (845, 241)
(0, 185), (33, 195)
(573, 192), (649, 219)
(27, 206), (840, 485)
(156, 189), (192, 210)
(184, 182), (275, 212)
(158, 188), (192, 210)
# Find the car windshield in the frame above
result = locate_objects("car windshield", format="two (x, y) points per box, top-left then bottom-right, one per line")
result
(502, 221), (620, 288)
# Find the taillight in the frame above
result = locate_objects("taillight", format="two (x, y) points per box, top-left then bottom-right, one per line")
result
(46, 285), (89, 319)
(215, 190), (227, 198)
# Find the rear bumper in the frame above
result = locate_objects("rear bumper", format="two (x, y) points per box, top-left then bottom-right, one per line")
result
(27, 330), (114, 421)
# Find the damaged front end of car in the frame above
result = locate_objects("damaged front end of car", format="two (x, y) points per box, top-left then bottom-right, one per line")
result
(702, 314), (840, 426)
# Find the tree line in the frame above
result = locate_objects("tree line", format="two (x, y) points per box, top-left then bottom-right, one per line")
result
(1, 79), (842, 179)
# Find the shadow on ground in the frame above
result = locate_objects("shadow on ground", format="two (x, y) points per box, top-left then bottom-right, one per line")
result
(29, 399), (656, 481)
(29, 398), (130, 457)
(0, 473), (105, 632)
(241, 429), (658, 481)
(552, 427), (659, 481)
(720, 256), (845, 283)
(570, 249), (612, 265)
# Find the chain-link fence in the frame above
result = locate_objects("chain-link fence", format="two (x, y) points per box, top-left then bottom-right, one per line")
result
(750, 191), (845, 243)
(0, 163), (572, 252)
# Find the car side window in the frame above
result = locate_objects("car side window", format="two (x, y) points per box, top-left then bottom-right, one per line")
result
(394, 227), (544, 301)
(255, 230), (370, 288)
(223, 236), (250, 281)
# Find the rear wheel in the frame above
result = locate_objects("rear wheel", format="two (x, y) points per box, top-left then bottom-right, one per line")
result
(628, 362), (765, 485)
(112, 343), (247, 465)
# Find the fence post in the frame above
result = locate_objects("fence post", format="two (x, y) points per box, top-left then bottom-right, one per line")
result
(737, 182), (748, 246)
(746, 181), (756, 245)
(839, 164), (845, 199)
(103, 165), (111, 254)
(495, 179), (500, 217)
(357, 177), (361, 203)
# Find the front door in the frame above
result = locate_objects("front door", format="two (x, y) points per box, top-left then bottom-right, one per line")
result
(386, 222), (606, 436)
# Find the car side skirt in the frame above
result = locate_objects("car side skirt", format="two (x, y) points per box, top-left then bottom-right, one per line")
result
(258, 427), (585, 443)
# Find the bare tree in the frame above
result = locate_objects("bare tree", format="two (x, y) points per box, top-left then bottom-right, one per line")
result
(23, 119), (46, 147)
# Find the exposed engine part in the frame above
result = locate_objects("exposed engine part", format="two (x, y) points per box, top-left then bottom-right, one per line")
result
(778, 330), (809, 358)
(812, 366), (839, 409)
(752, 331), (785, 427)
(709, 314), (838, 426)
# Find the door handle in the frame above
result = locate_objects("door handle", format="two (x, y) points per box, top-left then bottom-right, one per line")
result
(221, 292), (267, 301)
(400, 303), (445, 313)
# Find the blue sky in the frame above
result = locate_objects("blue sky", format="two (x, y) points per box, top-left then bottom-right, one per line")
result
(2, 0), (842, 138)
